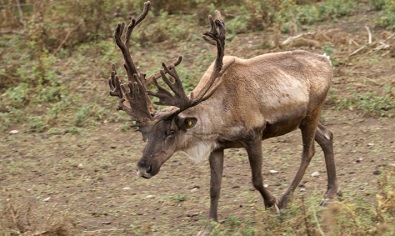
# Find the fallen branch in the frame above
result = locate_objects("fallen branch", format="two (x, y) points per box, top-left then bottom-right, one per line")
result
(349, 45), (367, 56)
(384, 32), (395, 41)
(281, 32), (315, 45)
(15, 0), (25, 27)
(374, 42), (390, 51)
(54, 22), (83, 55)
(365, 25), (372, 44)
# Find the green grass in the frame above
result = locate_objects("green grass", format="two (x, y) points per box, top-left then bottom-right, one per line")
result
(338, 86), (395, 117)
(1, 2), (395, 234)
(198, 168), (395, 235)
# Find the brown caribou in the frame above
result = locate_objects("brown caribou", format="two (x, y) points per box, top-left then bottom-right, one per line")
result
(108, 1), (340, 221)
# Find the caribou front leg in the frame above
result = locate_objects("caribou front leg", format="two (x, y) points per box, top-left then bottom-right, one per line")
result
(245, 137), (278, 211)
(209, 149), (224, 221)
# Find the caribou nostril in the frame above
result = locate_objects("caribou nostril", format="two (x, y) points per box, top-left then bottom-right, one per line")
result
(146, 165), (153, 174)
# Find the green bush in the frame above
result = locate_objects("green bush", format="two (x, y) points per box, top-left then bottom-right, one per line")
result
(338, 86), (395, 117)
(375, 0), (395, 29)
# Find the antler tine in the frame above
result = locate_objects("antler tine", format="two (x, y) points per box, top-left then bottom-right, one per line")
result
(145, 56), (182, 85)
(147, 11), (233, 114)
(109, 64), (122, 98)
(188, 11), (229, 105)
(109, 1), (155, 126)
(114, 23), (139, 78)
(125, 1), (151, 48)
(147, 56), (191, 110)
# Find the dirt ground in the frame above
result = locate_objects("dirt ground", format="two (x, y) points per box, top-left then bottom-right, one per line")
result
(1, 5), (395, 236)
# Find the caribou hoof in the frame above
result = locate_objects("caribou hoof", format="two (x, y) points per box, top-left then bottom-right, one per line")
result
(319, 198), (331, 207)
(277, 193), (292, 210)
(320, 189), (343, 206)
(273, 203), (281, 214)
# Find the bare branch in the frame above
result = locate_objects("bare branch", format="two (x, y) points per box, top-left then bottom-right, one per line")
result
(365, 25), (372, 44)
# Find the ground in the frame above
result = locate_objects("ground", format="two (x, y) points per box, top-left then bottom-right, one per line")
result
(1, 4), (395, 236)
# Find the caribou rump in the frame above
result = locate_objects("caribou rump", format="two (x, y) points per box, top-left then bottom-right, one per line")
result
(108, 1), (340, 221)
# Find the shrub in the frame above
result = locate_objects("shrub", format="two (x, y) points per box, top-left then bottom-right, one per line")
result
(375, 0), (395, 29)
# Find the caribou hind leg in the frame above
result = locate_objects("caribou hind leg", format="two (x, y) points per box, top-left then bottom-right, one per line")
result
(278, 119), (341, 209)
(315, 123), (341, 206)
(278, 114), (319, 209)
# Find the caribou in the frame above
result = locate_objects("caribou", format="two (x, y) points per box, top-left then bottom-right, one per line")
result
(108, 1), (340, 221)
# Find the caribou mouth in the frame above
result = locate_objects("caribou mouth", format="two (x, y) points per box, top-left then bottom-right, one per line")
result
(136, 164), (154, 179)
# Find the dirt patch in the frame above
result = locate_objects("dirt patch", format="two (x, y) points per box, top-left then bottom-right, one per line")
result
(1, 109), (394, 235)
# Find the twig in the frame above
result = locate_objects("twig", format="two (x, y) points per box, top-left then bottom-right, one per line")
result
(54, 22), (83, 55)
(349, 45), (367, 56)
(350, 30), (394, 56)
(365, 25), (372, 44)
(23, 230), (49, 236)
(311, 205), (325, 236)
(83, 228), (135, 233)
(281, 32), (315, 45)
(0, 29), (24, 35)
(374, 42), (390, 51)
(15, 0), (25, 27)
(349, 38), (360, 47)
(385, 32), (395, 41)
(301, 196), (313, 236)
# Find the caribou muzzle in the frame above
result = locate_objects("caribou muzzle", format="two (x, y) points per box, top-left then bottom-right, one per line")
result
(136, 160), (160, 179)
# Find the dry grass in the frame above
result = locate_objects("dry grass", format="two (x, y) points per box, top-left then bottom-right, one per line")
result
(0, 193), (75, 236)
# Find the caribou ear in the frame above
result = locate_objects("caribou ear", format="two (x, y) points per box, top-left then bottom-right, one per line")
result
(177, 117), (197, 131)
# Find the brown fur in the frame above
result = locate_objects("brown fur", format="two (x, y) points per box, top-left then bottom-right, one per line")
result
(186, 50), (332, 145)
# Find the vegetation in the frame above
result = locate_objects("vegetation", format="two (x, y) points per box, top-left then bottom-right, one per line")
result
(373, 0), (395, 29)
(0, 0), (394, 235)
(1, 0), (394, 132)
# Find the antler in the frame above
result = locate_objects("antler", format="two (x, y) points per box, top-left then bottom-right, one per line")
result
(109, 3), (234, 136)
(148, 10), (234, 113)
(109, 1), (155, 125)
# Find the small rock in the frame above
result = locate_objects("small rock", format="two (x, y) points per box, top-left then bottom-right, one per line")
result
(367, 143), (374, 147)
(42, 197), (51, 202)
(373, 170), (381, 175)
(190, 187), (199, 193)
(264, 184), (269, 188)
(311, 171), (320, 177)
(9, 130), (19, 134)
(355, 158), (363, 163)
(145, 195), (155, 199)
(187, 212), (199, 217)
(269, 170), (278, 174)
(122, 187), (131, 190)
(300, 187), (306, 192)
(77, 163), (84, 169)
